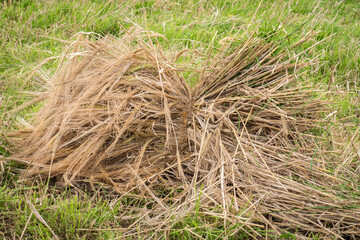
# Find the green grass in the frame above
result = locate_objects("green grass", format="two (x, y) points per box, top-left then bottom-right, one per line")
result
(1, 0), (360, 239)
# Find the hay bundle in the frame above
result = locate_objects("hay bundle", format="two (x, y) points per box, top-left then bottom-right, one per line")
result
(8, 30), (360, 238)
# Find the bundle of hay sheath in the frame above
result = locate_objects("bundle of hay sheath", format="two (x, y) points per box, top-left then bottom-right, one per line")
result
(9, 31), (360, 238)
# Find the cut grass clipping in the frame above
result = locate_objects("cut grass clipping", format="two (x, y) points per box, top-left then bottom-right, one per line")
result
(6, 29), (360, 238)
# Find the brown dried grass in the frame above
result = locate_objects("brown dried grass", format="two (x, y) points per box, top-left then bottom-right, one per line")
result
(6, 29), (360, 239)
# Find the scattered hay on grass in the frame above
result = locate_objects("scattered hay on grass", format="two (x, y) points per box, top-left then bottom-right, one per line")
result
(5, 29), (360, 239)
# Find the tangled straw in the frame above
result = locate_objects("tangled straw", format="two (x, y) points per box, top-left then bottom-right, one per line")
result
(8, 30), (360, 238)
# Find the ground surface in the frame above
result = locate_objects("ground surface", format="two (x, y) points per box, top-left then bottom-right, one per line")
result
(1, 0), (360, 239)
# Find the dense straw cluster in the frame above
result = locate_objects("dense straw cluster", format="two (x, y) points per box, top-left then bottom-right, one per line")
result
(8, 30), (360, 238)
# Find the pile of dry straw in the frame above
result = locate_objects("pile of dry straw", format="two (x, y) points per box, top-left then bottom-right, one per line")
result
(8, 29), (360, 238)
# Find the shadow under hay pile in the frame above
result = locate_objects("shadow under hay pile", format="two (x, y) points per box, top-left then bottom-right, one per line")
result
(8, 30), (360, 238)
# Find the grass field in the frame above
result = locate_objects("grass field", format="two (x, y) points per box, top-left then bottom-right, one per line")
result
(1, 0), (360, 239)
